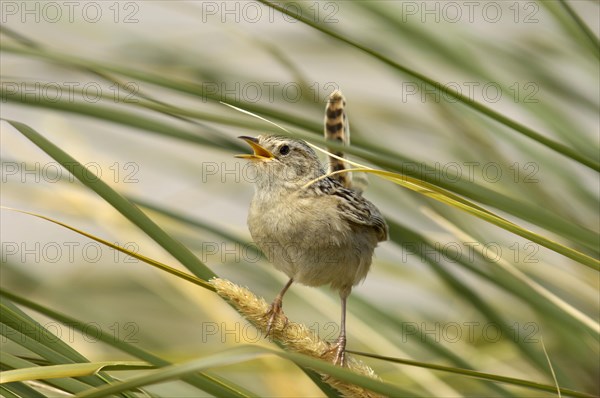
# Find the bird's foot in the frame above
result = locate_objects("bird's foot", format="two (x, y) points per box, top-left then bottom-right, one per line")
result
(322, 334), (347, 366)
(263, 298), (287, 338)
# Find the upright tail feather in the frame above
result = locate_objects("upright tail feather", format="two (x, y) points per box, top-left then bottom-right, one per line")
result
(324, 90), (352, 190)
(324, 90), (367, 194)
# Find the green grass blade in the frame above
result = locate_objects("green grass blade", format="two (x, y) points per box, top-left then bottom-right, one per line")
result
(256, 0), (600, 171)
(0, 291), (256, 398)
(1, 353), (95, 395)
(349, 351), (594, 398)
(1, 207), (214, 292)
(353, 168), (599, 271)
(0, 382), (46, 398)
(1, 362), (153, 384)
(350, 295), (516, 397)
(74, 346), (416, 398)
(1, 306), (110, 389)
(1, 118), (216, 282)
(387, 220), (598, 343)
(0, 84), (229, 150)
(558, 0), (600, 52)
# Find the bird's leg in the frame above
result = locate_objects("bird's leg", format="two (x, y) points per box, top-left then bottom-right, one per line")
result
(333, 292), (348, 366)
(265, 278), (294, 337)
(321, 288), (350, 366)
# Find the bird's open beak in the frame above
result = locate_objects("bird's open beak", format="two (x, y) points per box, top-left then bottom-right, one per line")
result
(235, 136), (275, 160)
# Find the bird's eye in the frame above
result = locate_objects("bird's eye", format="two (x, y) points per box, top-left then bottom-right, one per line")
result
(279, 145), (290, 155)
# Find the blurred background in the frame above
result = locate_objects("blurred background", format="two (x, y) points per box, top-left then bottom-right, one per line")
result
(1, 1), (599, 397)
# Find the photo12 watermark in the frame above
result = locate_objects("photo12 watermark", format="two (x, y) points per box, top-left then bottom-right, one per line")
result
(1, 241), (140, 264)
(399, 1), (540, 24)
(2, 321), (139, 344)
(401, 81), (539, 104)
(199, 1), (339, 24)
(201, 81), (340, 104)
(401, 321), (540, 344)
(1, 161), (140, 184)
(1, 1), (140, 24)
(400, 240), (540, 264)
(1, 81), (140, 104)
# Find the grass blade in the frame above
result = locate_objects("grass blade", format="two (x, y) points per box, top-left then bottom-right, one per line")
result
(348, 351), (594, 398)
(1, 118), (216, 281)
(74, 346), (415, 398)
(1, 207), (214, 292)
(0, 362), (153, 384)
(256, 0), (600, 171)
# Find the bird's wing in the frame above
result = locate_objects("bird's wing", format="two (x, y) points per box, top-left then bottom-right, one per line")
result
(334, 188), (389, 242)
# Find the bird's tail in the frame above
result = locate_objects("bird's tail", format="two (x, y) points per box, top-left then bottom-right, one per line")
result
(324, 90), (367, 194)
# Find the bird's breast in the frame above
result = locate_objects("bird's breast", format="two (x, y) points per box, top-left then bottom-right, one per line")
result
(247, 191), (376, 289)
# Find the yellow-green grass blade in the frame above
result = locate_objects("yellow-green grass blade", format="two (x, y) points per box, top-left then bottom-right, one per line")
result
(0, 79), (269, 149)
(255, 0), (599, 171)
(1, 304), (117, 390)
(344, 167), (599, 272)
(74, 346), (416, 398)
(348, 351), (594, 398)
(363, 150), (598, 254)
(349, 295), (516, 397)
(0, 83), (236, 151)
(1, 353), (93, 395)
(0, 44), (322, 134)
(386, 220), (599, 345)
(405, 241), (563, 377)
(0, 292), (257, 398)
(2, 118), (215, 282)
(1, 207), (214, 292)
(0, 307), (138, 398)
(1, 362), (153, 384)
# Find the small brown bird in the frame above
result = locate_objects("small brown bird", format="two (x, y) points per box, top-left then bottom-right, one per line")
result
(236, 132), (388, 365)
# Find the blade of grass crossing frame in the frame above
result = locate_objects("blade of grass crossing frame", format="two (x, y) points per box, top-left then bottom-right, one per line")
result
(255, 0), (599, 171)
(0, 362), (153, 384)
(1, 119), (216, 282)
(74, 346), (415, 398)
(344, 168), (600, 271)
(1, 207), (215, 292)
(0, 292), (256, 398)
(1, 353), (94, 394)
(347, 351), (594, 398)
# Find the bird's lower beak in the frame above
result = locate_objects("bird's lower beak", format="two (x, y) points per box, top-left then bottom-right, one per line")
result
(235, 136), (275, 160)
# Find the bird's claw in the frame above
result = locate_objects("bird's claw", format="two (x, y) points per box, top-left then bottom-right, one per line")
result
(264, 299), (287, 337)
(333, 344), (346, 366)
(322, 335), (347, 366)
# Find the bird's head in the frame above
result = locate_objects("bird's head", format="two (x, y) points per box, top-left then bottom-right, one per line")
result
(235, 135), (324, 191)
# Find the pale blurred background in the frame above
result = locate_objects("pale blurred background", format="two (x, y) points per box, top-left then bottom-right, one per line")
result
(1, 1), (599, 397)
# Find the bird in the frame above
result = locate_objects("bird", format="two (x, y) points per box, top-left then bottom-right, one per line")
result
(235, 133), (388, 365)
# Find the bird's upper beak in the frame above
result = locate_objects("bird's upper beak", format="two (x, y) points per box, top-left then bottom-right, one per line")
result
(235, 136), (275, 160)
